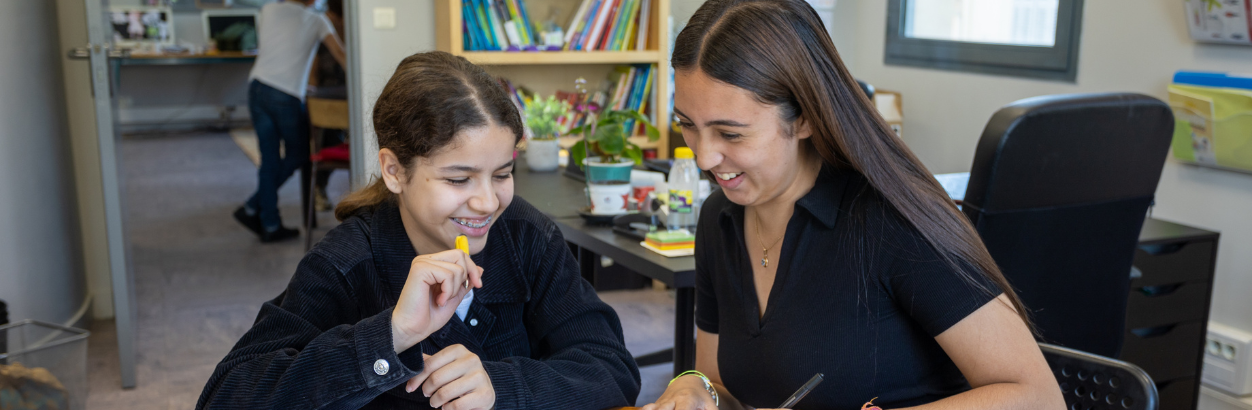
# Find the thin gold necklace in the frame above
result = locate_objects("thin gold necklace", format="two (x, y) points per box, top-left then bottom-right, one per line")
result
(753, 210), (785, 268)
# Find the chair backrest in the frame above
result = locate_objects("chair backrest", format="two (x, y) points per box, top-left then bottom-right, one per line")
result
(307, 97), (350, 130)
(857, 79), (875, 100)
(963, 93), (1174, 357)
(1041, 343), (1158, 410)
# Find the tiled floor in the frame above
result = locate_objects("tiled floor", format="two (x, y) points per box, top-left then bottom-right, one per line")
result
(85, 132), (676, 409)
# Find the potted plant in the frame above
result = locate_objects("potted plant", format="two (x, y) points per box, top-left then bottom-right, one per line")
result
(568, 107), (660, 214)
(523, 95), (570, 172)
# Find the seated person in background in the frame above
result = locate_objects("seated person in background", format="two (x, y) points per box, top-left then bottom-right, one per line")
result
(642, 0), (1065, 409)
(198, 51), (641, 410)
(310, 0), (347, 212)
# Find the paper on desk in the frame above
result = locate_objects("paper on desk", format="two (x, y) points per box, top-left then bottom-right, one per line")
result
(640, 241), (694, 258)
(933, 172), (970, 201)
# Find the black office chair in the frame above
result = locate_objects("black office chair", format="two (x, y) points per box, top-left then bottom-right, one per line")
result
(963, 93), (1174, 358)
(857, 79), (875, 101)
(1041, 343), (1159, 410)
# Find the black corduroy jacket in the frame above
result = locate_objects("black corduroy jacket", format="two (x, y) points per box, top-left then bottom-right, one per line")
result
(197, 198), (641, 409)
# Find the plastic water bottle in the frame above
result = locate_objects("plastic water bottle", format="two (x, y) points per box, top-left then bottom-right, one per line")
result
(667, 147), (700, 231)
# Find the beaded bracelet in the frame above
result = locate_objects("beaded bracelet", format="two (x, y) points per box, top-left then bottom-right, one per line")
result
(670, 370), (719, 406)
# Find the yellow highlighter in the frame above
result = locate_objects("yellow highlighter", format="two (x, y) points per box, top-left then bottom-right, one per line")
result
(455, 235), (470, 254)
(456, 235), (470, 289)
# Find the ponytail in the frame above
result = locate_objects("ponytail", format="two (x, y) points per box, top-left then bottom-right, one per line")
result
(333, 177), (394, 221)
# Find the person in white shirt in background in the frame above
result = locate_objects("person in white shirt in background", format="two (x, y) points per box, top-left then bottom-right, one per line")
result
(234, 0), (346, 243)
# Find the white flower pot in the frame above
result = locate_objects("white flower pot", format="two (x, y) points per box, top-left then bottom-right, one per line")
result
(525, 139), (561, 172)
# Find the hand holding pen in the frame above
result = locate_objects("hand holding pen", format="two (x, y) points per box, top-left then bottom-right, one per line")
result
(749, 373), (825, 410)
(389, 235), (484, 354)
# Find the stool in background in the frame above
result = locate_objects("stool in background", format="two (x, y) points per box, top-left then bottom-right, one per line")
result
(302, 95), (351, 250)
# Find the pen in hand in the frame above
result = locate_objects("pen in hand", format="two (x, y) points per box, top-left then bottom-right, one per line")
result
(777, 373), (824, 409)
(456, 235), (471, 289)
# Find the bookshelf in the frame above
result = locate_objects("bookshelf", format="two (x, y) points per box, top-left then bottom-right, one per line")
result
(435, 0), (673, 158)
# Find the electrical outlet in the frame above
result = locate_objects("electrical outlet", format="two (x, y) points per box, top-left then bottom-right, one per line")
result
(373, 7), (396, 30)
(1203, 322), (1252, 396)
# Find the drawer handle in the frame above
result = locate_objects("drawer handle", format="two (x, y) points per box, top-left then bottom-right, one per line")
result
(1138, 242), (1187, 255)
(1130, 324), (1176, 338)
(1138, 283), (1182, 297)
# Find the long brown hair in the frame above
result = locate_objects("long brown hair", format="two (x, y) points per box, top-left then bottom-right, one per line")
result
(334, 51), (524, 221)
(673, 0), (1033, 328)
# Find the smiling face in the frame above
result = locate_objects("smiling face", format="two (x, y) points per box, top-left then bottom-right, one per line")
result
(380, 124), (517, 255)
(674, 69), (817, 208)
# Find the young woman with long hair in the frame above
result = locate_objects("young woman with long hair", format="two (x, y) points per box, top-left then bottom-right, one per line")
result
(198, 51), (640, 410)
(642, 0), (1064, 409)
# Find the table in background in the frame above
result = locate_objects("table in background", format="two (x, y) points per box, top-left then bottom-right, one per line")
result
(109, 51), (255, 88)
(513, 160), (698, 375)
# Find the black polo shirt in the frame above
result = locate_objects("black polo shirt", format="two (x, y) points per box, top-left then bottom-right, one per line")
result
(695, 166), (999, 410)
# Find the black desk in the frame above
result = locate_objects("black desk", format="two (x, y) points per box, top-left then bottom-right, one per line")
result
(513, 166), (597, 219)
(514, 163), (698, 375)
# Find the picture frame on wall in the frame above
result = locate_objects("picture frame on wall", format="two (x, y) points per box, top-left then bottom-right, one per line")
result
(109, 6), (175, 47)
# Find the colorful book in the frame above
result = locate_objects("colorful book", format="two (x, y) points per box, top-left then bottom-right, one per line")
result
(585, 0), (615, 50)
(619, 0), (640, 50)
(609, 66), (633, 109)
(634, 0), (650, 50)
(475, 0), (499, 50)
(562, 0), (592, 50)
(502, 0), (528, 46)
(516, 0), (538, 45)
(463, 1), (483, 50)
(612, 0), (638, 50)
(485, 0), (509, 49)
(599, 0), (624, 51)
(576, 0), (602, 50)
(504, 21), (522, 48)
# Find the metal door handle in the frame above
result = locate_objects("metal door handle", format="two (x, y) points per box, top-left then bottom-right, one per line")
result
(67, 47), (91, 60)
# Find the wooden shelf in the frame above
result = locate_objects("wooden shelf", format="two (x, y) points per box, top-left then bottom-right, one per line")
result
(436, 0), (673, 157)
(557, 135), (660, 150)
(456, 50), (663, 65)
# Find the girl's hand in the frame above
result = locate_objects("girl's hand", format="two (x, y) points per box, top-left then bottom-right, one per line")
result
(405, 345), (495, 410)
(390, 250), (484, 353)
(642, 374), (718, 410)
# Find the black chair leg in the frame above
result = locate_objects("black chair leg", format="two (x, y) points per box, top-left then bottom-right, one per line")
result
(305, 161), (318, 251)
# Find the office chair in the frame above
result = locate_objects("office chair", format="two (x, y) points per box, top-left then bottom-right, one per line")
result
(963, 93), (1174, 358)
(1041, 343), (1159, 410)
(857, 79), (875, 100)
(303, 95), (352, 251)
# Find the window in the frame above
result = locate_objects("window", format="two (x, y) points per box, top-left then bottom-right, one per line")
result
(885, 0), (1084, 81)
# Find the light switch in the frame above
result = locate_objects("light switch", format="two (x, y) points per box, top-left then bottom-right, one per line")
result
(373, 7), (396, 30)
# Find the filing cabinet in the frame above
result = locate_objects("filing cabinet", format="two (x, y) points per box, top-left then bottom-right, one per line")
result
(1119, 218), (1219, 410)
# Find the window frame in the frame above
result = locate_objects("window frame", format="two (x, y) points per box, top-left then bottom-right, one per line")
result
(884, 0), (1084, 82)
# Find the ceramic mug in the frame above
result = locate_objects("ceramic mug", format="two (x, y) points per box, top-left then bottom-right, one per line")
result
(586, 182), (633, 215)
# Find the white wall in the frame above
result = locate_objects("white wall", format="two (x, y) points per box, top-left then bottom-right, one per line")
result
(841, 1), (1252, 405)
(0, 0), (88, 325)
(348, 0), (437, 187)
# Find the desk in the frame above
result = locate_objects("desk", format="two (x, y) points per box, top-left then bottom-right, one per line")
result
(512, 166), (596, 219)
(115, 51), (256, 66)
(110, 52), (255, 90)
(513, 161), (698, 376)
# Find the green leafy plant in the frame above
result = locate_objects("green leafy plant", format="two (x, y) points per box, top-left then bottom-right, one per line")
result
(568, 109), (660, 168)
(524, 95), (571, 141)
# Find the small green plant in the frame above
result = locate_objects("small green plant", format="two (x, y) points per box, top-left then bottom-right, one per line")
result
(569, 109), (660, 167)
(524, 95), (570, 141)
